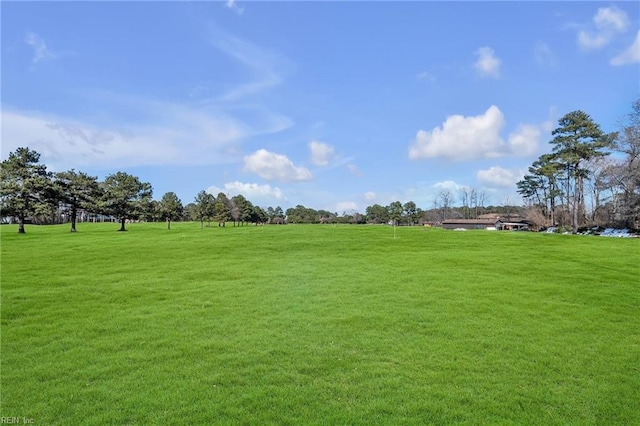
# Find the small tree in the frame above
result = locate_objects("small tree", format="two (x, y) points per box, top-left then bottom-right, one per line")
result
(403, 201), (417, 225)
(54, 169), (102, 232)
(159, 192), (183, 230)
(251, 206), (268, 225)
(101, 172), (153, 231)
(139, 199), (161, 222)
(183, 202), (198, 221)
(194, 190), (215, 228)
(274, 206), (284, 219)
(0, 147), (52, 233)
(437, 190), (455, 221)
(365, 204), (389, 224)
(214, 192), (232, 226)
(231, 194), (253, 226)
(387, 201), (403, 226)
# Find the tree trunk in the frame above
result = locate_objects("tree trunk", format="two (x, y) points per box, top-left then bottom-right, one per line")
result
(572, 200), (579, 234)
(167, 218), (171, 230)
(550, 182), (556, 226)
(119, 218), (127, 231)
(572, 165), (582, 234)
(70, 208), (77, 232)
(18, 216), (25, 234)
(200, 219), (203, 229)
(572, 176), (579, 234)
(578, 175), (585, 229)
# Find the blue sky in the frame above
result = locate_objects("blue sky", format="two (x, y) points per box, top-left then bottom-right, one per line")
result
(2, 1), (639, 213)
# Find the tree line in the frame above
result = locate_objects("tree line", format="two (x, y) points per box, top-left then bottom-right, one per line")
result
(0, 149), (278, 233)
(0, 150), (155, 233)
(0, 146), (518, 234)
(517, 99), (639, 233)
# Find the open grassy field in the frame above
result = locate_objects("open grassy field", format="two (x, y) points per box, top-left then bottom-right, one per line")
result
(1, 223), (638, 424)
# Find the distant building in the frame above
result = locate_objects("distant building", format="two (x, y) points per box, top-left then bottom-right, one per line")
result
(497, 221), (530, 231)
(442, 218), (531, 231)
(442, 219), (499, 230)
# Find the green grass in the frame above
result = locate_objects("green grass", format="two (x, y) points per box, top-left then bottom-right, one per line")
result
(1, 223), (639, 425)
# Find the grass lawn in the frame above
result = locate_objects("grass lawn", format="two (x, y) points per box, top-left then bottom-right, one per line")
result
(1, 223), (638, 424)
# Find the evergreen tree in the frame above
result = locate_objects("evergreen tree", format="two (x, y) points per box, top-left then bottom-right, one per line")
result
(101, 172), (153, 231)
(54, 169), (102, 232)
(0, 148), (52, 233)
(550, 110), (614, 233)
(159, 192), (183, 230)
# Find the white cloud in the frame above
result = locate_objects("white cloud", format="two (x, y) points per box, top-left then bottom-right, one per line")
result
(477, 166), (521, 188)
(308, 140), (335, 166)
(577, 6), (629, 51)
(474, 47), (501, 79)
(25, 32), (56, 65)
(207, 181), (286, 201)
(225, 0), (245, 15)
(363, 191), (377, 201)
(577, 31), (609, 50)
(593, 6), (629, 32)
(243, 149), (312, 182)
(611, 30), (640, 66)
(534, 42), (555, 67)
(408, 106), (550, 161)
(409, 105), (505, 161)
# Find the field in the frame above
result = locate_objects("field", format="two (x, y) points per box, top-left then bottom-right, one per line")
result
(1, 223), (638, 425)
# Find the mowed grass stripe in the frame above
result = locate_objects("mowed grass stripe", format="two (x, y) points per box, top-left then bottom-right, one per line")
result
(1, 223), (638, 424)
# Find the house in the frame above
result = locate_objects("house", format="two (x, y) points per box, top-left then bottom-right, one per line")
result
(496, 221), (530, 231)
(441, 218), (500, 230)
(442, 218), (531, 231)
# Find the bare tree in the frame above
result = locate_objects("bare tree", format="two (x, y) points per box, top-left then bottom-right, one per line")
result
(460, 187), (470, 219)
(584, 157), (614, 225)
(477, 190), (486, 217)
(612, 98), (640, 228)
(503, 195), (513, 220)
(438, 190), (455, 221)
(470, 188), (478, 218)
